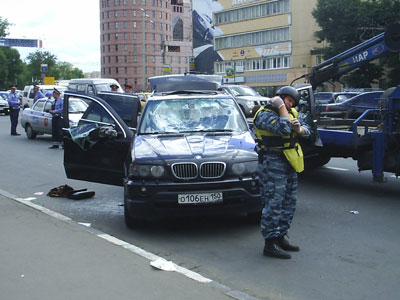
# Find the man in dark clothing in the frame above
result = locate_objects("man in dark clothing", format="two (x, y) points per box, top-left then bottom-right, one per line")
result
(48, 88), (64, 149)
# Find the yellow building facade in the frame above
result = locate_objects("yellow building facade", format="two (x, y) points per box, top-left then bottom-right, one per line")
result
(212, 0), (321, 95)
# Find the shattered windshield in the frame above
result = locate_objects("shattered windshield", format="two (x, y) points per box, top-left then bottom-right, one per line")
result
(139, 97), (248, 134)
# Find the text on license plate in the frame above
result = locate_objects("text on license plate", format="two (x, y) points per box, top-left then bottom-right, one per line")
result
(178, 192), (223, 204)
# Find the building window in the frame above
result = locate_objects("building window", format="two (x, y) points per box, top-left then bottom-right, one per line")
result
(116, 67), (119, 74)
(214, 0), (290, 25)
(123, 22), (127, 28)
(133, 21), (137, 28)
(134, 55), (137, 62)
(114, 0), (118, 5)
(152, 56), (156, 62)
(214, 27), (290, 50)
(115, 33), (118, 40)
(133, 44), (137, 51)
(133, 33), (137, 39)
(133, 10), (136, 16)
(115, 22), (118, 29)
(134, 66), (137, 73)
(115, 11), (118, 17)
(108, 56), (111, 63)
(124, 55), (128, 63)
(115, 44), (119, 51)
(125, 67), (128, 74)
(133, 0), (136, 4)
(124, 33), (128, 39)
(116, 56), (119, 62)
(152, 33), (155, 40)
(124, 44), (128, 51)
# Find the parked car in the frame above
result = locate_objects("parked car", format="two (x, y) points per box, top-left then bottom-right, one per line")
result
(315, 92), (360, 104)
(22, 85), (66, 109)
(222, 85), (268, 118)
(67, 78), (123, 95)
(0, 91), (10, 115)
(20, 97), (88, 139)
(62, 74), (261, 227)
(323, 91), (384, 118)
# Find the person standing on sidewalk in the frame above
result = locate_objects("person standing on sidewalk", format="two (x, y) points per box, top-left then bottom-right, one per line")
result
(7, 85), (21, 136)
(253, 86), (310, 259)
(48, 88), (64, 149)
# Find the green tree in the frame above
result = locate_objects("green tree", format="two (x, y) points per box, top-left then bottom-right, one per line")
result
(56, 61), (84, 80)
(312, 0), (400, 88)
(0, 16), (25, 90)
(0, 17), (11, 38)
(26, 50), (60, 83)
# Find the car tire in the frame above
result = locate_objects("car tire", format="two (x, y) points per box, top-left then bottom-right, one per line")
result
(246, 211), (261, 224)
(25, 124), (37, 139)
(124, 198), (145, 229)
(305, 154), (331, 169)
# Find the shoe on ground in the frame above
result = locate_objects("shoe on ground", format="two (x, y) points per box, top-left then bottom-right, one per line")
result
(277, 236), (300, 252)
(49, 144), (59, 149)
(263, 238), (291, 259)
(11, 133), (21, 136)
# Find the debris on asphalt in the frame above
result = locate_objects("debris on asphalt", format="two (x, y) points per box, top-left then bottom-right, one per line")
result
(150, 258), (177, 271)
(47, 185), (95, 200)
(350, 210), (360, 215)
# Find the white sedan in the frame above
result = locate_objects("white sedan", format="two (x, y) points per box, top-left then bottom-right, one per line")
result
(21, 97), (88, 139)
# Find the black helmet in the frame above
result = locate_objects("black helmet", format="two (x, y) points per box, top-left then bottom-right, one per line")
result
(276, 86), (300, 106)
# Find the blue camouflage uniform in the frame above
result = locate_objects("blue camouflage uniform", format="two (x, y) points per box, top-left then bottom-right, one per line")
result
(254, 106), (310, 240)
(7, 90), (20, 135)
(34, 90), (45, 103)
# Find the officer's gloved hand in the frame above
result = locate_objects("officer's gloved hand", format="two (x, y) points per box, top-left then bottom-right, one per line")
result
(269, 96), (284, 109)
(292, 118), (303, 134)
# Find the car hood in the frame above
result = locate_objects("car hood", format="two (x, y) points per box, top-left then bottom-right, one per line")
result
(133, 131), (256, 162)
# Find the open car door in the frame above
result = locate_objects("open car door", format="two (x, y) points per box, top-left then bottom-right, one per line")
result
(62, 91), (137, 186)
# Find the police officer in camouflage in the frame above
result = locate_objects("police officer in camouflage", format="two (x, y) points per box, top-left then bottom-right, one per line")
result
(253, 86), (310, 259)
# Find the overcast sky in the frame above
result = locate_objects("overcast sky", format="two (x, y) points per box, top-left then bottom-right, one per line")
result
(0, 0), (100, 73)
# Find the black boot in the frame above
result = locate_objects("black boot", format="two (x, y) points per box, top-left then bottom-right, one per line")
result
(277, 235), (300, 252)
(263, 238), (291, 259)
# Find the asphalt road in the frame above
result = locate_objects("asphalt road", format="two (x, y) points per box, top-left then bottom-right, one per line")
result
(1, 114), (400, 300)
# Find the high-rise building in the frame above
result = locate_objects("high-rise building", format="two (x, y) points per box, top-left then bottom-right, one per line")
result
(196, 0), (321, 95)
(99, 0), (193, 91)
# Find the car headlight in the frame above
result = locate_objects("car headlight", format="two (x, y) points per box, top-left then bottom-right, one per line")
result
(247, 101), (255, 109)
(231, 161), (258, 176)
(150, 166), (165, 178)
(130, 164), (165, 178)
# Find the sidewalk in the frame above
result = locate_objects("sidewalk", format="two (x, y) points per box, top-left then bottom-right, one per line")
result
(0, 195), (238, 300)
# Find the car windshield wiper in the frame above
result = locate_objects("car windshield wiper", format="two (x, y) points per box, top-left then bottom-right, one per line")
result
(140, 131), (182, 136)
(161, 90), (218, 96)
(180, 129), (234, 133)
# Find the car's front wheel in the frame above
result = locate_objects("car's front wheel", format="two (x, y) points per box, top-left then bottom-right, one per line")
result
(124, 197), (145, 229)
(25, 124), (37, 139)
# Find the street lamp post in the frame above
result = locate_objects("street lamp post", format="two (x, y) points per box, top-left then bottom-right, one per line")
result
(141, 8), (147, 91)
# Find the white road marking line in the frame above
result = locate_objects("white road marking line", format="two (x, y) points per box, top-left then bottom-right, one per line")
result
(0, 188), (213, 284)
(324, 166), (349, 171)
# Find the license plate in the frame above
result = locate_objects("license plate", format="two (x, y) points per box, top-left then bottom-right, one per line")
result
(178, 192), (223, 205)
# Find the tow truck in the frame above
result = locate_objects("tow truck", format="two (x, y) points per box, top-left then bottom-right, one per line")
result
(295, 24), (400, 182)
